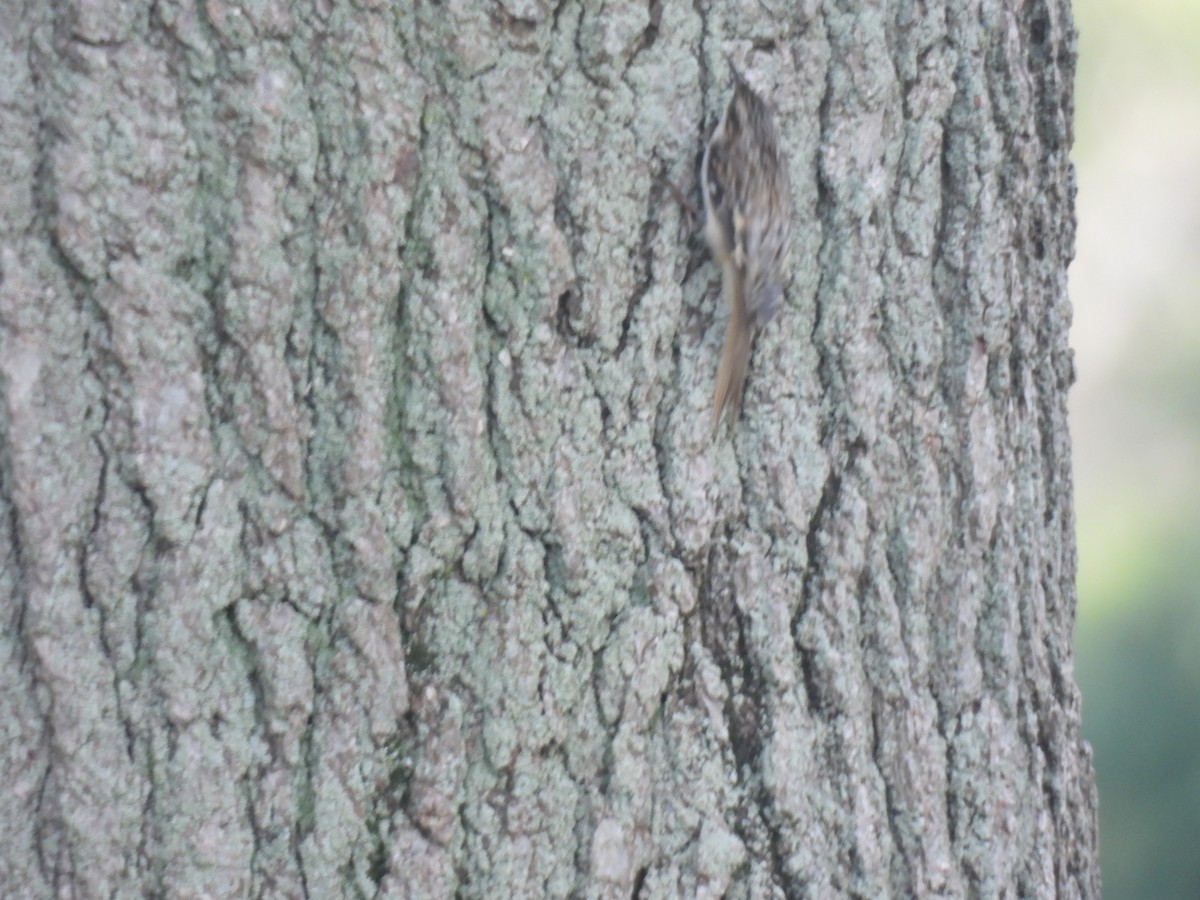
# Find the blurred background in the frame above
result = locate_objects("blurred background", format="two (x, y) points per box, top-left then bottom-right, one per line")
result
(1070, 0), (1200, 897)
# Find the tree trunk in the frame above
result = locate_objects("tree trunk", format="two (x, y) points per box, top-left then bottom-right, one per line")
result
(0, 0), (1098, 897)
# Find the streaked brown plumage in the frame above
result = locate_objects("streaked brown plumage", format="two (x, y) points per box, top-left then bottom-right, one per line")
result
(702, 60), (793, 432)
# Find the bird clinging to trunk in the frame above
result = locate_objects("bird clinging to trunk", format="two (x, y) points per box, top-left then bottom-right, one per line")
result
(702, 60), (793, 432)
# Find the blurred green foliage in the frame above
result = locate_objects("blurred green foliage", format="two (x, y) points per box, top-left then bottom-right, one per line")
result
(1071, 0), (1200, 897)
(1076, 523), (1200, 899)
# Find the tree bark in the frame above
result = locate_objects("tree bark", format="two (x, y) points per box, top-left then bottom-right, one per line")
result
(0, 0), (1098, 897)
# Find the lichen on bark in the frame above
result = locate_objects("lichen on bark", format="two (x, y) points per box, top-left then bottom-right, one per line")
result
(0, 0), (1097, 897)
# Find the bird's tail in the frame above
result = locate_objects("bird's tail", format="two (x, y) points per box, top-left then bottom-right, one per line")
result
(712, 298), (752, 435)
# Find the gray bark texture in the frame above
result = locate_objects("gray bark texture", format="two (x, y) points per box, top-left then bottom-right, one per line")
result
(0, 0), (1098, 897)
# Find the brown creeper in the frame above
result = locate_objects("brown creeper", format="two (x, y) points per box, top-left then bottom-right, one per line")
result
(702, 60), (793, 431)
